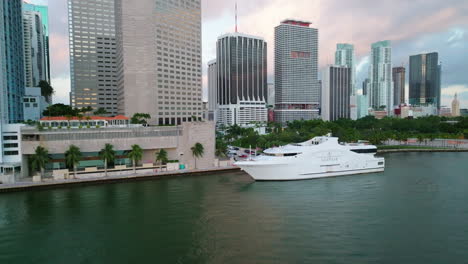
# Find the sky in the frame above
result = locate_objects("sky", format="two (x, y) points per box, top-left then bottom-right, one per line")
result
(30, 0), (468, 109)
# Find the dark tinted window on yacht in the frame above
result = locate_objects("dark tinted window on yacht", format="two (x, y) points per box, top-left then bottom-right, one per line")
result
(351, 148), (377, 154)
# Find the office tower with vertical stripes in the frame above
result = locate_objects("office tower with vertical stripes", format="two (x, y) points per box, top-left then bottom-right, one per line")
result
(274, 20), (320, 124)
(392, 66), (405, 105)
(215, 33), (268, 127)
(321, 65), (352, 121)
(207, 59), (217, 122)
(335, 43), (357, 120)
(68, 0), (118, 115)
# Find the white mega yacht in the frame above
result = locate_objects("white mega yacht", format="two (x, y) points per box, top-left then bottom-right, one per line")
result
(235, 135), (385, 181)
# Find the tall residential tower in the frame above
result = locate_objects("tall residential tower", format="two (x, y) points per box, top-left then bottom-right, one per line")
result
(23, 3), (50, 85)
(115, 0), (203, 125)
(207, 59), (217, 122)
(368, 40), (393, 115)
(215, 33), (268, 127)
(409, 52), (441, 109)
(23, 6), (49, 87)
(274, 19), (320, 124)
(68, 0), (118, 115)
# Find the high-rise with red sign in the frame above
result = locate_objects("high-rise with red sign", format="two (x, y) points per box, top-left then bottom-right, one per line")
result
(274, 19), (320, 124)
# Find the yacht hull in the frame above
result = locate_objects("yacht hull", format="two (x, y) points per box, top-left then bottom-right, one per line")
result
(239, 165), (384, 181)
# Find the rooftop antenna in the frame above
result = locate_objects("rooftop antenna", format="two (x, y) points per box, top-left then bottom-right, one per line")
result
(235, 2), (238, 33)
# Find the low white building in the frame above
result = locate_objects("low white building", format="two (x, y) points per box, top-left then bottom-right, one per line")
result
(23, 87), (50, 121)
(0, 123), (25, 184)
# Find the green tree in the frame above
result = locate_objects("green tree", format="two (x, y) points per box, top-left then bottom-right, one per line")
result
(65, 145), (82, 179)
(215, 139), (227, 158)
(30, 146), (50, 180)
(128, 144), (143, 174)
(417, 134), (425, 146)
(155, 149), (168, 168)
(38, 80), (54, 98)
(99, 144), (115, 177)
(43, 104), (78, 117)
(131, 113), (151, 125)
(93, 107), (109, 116)
(191, 143), (204, 169)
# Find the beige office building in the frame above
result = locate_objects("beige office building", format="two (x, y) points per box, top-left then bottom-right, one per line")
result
(115, 0), (203, 125)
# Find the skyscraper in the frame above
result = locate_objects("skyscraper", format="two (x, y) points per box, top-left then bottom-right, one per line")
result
(115, 0), (203, 125)
(409, 52), (441, 109)
(23, 3), (50, 83)
(321, 65), (352, 121)
(274, 19), (320, 124)
(23, 7), (48, 87)
(215, 33), (268, 127)
(0, 0), (25, 123)
(362, 78), (370, 96)
(392, 67), (405, 105)
(335, 43), (356, 120)
(68, 0), (118, 115)
(368, 40), (393, 115)
(207, 59), (217, 122)
(451, 93), (460, 117)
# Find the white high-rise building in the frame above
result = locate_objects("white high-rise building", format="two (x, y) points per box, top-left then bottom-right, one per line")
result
(207, 59), (217, 121)
(115, 0), (203, 125)
(215, 33), (268, 127)
(23, 9), (48, 87)
(274, 20), (320, 124)
(368, 40), (394, 115)
(335, 43), (357, 120)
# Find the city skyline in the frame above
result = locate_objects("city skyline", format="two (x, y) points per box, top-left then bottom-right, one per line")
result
(28, 0), (468, 109)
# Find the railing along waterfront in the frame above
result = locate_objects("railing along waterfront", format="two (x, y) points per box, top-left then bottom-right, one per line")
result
(21, 126), (183, 141)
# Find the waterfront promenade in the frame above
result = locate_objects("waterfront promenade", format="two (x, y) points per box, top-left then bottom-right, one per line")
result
(0, 166), (240, 193)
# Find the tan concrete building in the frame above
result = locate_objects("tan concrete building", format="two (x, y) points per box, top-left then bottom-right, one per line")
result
(20, 121), (215, 178)
(115, 0), (203, 125)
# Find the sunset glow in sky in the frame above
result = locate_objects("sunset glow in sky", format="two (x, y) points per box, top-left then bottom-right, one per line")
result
(30, 0), (468, 108)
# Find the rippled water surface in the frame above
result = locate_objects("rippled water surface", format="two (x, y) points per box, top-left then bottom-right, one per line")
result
(1, 152), (467, 263)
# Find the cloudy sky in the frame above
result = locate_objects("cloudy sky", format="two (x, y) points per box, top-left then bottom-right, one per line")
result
(30, 0), (468, 108)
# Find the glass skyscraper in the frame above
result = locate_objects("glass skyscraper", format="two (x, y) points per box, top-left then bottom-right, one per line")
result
(274, 20), (320, 124)
(335, 43), (357, 120)
(409, 52), (441, 109)
(0, 0), (25, 123)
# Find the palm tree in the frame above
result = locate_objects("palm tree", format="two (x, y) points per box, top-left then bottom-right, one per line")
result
(155, 149), (168, 169)
(65, 145), (82, 179)
(128, 144), (143, 174)
(191, 143), (204, 169)
(417, 134), (425, 146)
(99, 144), (115, 177)
(30, 146), (49, 180)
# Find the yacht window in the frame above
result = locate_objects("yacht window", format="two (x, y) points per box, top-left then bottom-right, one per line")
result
(284, 153), (299, 157)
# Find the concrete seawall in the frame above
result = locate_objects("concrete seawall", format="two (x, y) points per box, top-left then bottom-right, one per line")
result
(0, 166), (241, 193)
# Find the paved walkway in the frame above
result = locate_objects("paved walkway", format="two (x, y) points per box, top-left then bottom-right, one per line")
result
(0, 166), (240, 193)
